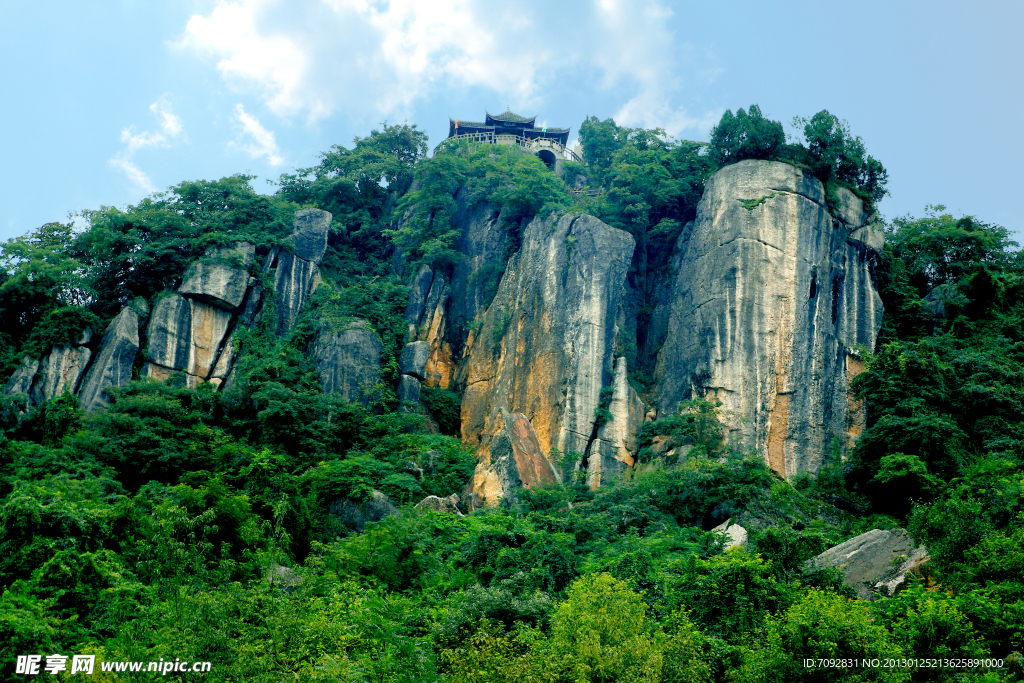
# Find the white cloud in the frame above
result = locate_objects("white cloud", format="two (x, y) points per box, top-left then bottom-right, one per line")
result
(229, 104), (284, 166)
(110, 95), (185, 192)
(177, 0), (721, 135)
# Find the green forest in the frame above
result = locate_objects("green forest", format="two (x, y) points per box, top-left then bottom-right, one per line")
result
(0, 107), (1022, 681)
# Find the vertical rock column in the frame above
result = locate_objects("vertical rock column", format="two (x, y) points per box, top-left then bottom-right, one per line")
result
(458, 213), (635, 503)
(272, 209), (331, 337)
(586, 356), (647, 488)
(78, 308), (140, 411)
(654, 160), (882, 478)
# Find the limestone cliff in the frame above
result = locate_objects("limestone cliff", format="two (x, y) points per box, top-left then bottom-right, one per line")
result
(653, 160), (882, 477)
(456, 213), (636, 502)
(390, 159), (883, 503)
(3, 209), (335, 410)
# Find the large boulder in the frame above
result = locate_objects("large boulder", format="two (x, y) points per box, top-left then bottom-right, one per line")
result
(654, 160), (883, 478)
(399, 341), (430, 380)
(177, 242), (255, 310)
(458, 213), (636, 472)
(290, 208), (331, 263)
(313, 319), (384, 404)
(78, 308), (140, 411)
(804, 528), (929, 600)
(712, 518), (748, 550)
(328, 490), (398, 533)
(414, 494), (463, 515)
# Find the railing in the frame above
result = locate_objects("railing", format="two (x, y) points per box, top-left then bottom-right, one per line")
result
(434, 133), (583, 163)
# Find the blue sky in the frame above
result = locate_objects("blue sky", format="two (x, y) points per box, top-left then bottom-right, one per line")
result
(2, 0), (1021, 243)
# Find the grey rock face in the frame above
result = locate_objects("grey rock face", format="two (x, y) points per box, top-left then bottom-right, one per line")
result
(459, 213), (636, 472)
(273, 251), (320, 336)
(397, 374), (421, 405)
(414, 494), (464, 515)
(4, 357), (39, 397)
(290, 209), (331, 263)
(448, 202), (511, 344)
(145, 295), (231, 381)
(403, 264), (435, 335)
(712, 519), (748, 550)
(31, 345), (92, 404)
(654, 160), (883, 477)
(833, 188), (885, 252)
(146, 294), (192, 370)
(467, 409), (560, 505)
(329, 490), (398, 533)
(178, 242), (254, 310)
(313, 319), (384, 404)
(804, 528), (929, 600)
(460, 491), (484, 513)
(586, 356), (646, 488)
(269, 209), (333, 336)
(78, 308), (140, 411)
(399, 341), (430, 380)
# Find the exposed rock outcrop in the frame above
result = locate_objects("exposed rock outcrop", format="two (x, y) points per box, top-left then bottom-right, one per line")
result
(586, 356), (646, 488)
(712, 518), (749, 550)
(145, 293), (192, 372)
(143, 294), (232, 386)
(177, 242), (255, 310)
(467, 409), (560, 505)
(414, 494), (463, 515)
(328, 490), (398, 533)
(397, 374), (421, 405)
(399, 341), (430, 380)
(290, 208), (332, 263)
(654, 160), (883, 478)
(399, 202), (510, 391)
(78, 308), (140, 411)
(272, 209), (332, 336)
(804, 528), (929, 600)
(31, 344), (92, 405)
(3, 357), (39, 397)
(313, 319), (384, 404)
(459, 213), (636, 473)
(272, 252), (321, 336)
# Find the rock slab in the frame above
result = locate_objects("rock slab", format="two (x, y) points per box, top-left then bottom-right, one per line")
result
(313, 319), (384, 404)
(399, 341), (431, 380)
(78, 308), (140, 411)
(468, 409), (560, 505)
(178, 241), (255, 310)
(459, 213), (636, 481)
(654, 160), (883, 477)
(804, 528), (929, 600)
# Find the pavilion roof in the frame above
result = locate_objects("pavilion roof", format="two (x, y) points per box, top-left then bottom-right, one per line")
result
(486, 110), (537, 124)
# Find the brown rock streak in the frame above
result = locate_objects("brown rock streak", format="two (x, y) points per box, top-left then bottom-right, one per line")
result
(767, 393), (789, 476)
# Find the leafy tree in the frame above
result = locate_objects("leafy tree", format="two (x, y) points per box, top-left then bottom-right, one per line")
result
(797, 110), (889, 204)
(707, 105), (785, 166)
(738, 589), (909, 682)
(541, 573), (665, 682)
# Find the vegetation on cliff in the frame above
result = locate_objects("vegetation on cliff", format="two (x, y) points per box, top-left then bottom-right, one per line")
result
(0, 112), (1021, 681)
